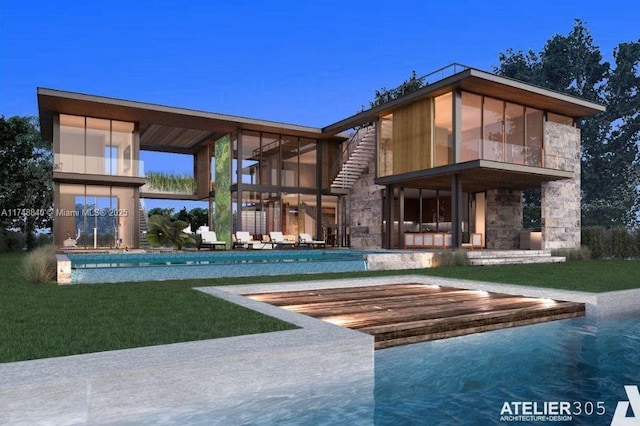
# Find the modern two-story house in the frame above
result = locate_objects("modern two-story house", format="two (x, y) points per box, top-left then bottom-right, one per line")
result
(38, 64), (605, 251)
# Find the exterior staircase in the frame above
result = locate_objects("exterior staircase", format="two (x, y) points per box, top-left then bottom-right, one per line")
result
(330, 126), (376, 192)
(466, 250), (566, 266)
(138, 199), (152, 250)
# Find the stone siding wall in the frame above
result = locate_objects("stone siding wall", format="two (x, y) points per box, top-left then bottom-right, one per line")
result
(542, 122), (581, 249)
(485, 189), (523, 249)
(350, 158), (384, 249)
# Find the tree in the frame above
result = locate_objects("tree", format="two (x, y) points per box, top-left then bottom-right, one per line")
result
(145, 215), (194, 250)
(188, 207), (208, 230)
(496, 20), (640, 228)
(0, 116), (53, 249)
(367, 70), (425, 108)
(147, 207), (174, 218)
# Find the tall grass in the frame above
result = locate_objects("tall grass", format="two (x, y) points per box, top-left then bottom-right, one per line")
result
(551, 246), (592, 261)
(433, 249), (469, 267)
(21, 245), (57, 283)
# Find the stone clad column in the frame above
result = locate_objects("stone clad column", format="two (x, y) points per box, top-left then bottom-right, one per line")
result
(542, 122), (581, 250)
(349, 160), (384, 249)
(485, 189), (523, 249)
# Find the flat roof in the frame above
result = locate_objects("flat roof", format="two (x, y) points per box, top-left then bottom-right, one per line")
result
(38, 88), (346, 153)
(323, 68), (606, 134)
(38, 68), (606, 152)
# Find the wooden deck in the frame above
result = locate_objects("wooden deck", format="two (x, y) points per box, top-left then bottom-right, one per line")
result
(247, 284), (585, 349)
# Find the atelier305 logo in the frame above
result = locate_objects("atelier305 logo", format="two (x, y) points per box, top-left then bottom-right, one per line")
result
(499, 385), (640, 424)
(611, 385), (640, 426)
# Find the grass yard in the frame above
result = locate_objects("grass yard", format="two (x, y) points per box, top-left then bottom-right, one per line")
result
(422, 259), (640, 292)
(0, 253), (298, 363)
(1, 252), (638, 363)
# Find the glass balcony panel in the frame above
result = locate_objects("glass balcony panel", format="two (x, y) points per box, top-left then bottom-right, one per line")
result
(54, 153), (144, 177)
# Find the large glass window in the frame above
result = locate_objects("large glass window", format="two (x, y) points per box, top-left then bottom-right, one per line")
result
(112, 120), (134, 176)
(231, 132), (239, 184)
(461, 92), (482, 162)
(260, 133), (280, 186)
(298, 138), (317, 188)
(240, 131), (261, 184)
(57, 114), (136, 176)
(460, 92), (544, 167)
(281, 136), (299, 187)
(526, 108), (544, 166)
(505, 103), (525, 164)
(56, 184), (134, 248)
(378, 114), (394, 176)
(86, 118), (110, 175)
(483, 97), (504, 161)
(58, 115), (86, 173)
(434, 93), (453, 166)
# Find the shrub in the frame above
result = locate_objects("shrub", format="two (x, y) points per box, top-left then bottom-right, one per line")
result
(145, 215), (195, 250)
(581, 227), (608, 259)
(35, 233), (52, 248)
(582, 226), (639, 259)
(21, 244), (58, 283)
(433, 249), (468, 267)
(609, 227), (635, 259)
(0, 229), (25, 252)
(551, 247), (592, 261)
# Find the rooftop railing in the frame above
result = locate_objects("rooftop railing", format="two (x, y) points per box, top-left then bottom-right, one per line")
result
(373, 63), (471, 106)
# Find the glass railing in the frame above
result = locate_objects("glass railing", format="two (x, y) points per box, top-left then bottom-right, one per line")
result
(54, 153), (145, 177)
(460, 139), (554, 169)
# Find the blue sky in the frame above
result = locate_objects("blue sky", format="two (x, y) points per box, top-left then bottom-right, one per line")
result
(1, 0), (638, 211)
(2, 0), (638, 125)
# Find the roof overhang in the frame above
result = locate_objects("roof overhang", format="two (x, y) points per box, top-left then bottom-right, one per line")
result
(375, 160), (574, 193)
(37, 67), (606, 149)
(38, 88), (346, 153)
(323, 68), (606, 135)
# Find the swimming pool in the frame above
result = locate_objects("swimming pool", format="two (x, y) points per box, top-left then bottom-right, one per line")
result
(142, 313), (640, 425)
(67, 250), (371, 283)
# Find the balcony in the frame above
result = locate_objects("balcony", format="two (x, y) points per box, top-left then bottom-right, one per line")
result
(54, 153), (145, 177)
(460, 139), (570, 171)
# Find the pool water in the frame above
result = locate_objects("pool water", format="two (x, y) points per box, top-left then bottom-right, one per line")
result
(68, 250), (371, 283)
(373, 314), (640, 425)
(125, 314), (640, 425)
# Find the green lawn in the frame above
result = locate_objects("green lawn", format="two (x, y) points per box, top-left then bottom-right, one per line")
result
(1, 253), (638, 363)
(421, 260), (640, 293)
(0, 253), (298, 363)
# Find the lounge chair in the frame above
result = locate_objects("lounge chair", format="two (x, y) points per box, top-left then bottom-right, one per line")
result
(268, 231), (296, 249)
(196, 225), (209, 234)
(233, 231), (262, 249)
(298, 233), (326, 249)
(198, 231), (226, 250)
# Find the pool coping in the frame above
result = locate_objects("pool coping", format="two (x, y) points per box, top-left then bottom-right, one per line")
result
(2, 275), (640, 424)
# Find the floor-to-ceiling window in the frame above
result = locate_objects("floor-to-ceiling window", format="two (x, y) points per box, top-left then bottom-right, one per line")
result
(56, 184), (135, 248)
(434, 93), (453, 166)
(461, 92), (482, 162)
(233, 130), (320, 239)
(460, 92), (544, 167)
(57, 114), (136, 177)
